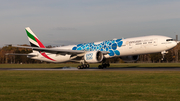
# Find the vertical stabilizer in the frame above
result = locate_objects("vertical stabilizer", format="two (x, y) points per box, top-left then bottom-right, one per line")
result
(25, 27), (45, 48)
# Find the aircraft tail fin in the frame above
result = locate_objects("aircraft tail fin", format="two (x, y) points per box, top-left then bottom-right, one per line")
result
(25, 27), (45, 48)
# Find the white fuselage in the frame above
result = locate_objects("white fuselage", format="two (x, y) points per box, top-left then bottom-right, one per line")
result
(115, 35), (176, 56)
(29, 35), (177, 63)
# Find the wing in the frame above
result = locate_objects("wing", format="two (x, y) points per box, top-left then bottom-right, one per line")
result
(12, 45), (109, 55)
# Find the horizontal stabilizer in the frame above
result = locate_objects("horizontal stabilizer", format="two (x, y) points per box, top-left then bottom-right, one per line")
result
(6, 53), (37, 56)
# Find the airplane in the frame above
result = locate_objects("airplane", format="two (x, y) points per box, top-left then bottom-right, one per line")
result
(8, 27), (178, 69)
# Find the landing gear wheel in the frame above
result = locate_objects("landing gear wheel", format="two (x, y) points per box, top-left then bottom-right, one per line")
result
(77, 64), (90, 69)
(104, 63), (110, 68)
(83, 64), (87, 69)
(80, 65), (84, 69)
(98, 65), (104, 69)
(102, 64), (107, 68)
(86, 64), (90, 68)
(77, 65), (84, 69)
(77, 65), (81, 69)
(107, 63), (110, 67)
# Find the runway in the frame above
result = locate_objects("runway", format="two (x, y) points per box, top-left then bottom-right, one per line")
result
(1, 67), (180, 71)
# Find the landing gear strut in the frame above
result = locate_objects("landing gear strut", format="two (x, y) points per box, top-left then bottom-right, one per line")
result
(98, 63), (110, 69)
(161, 50), (168, 61)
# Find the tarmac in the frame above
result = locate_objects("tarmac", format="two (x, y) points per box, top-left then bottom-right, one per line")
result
(1, 67), (180, 71)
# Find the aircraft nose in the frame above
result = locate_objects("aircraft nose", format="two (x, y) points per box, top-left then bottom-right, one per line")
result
(172, 41), (177, 47)
(166, 41), (177, 49)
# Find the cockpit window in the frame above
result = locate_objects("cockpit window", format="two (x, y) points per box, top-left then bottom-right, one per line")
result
(166, 39), (174, 41)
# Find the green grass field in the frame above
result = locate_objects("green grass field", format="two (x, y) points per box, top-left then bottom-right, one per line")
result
(0, 70), (180, 101)
(0, 63), (180, 101)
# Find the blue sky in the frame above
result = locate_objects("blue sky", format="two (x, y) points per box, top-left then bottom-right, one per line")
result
(0, 0), (180, 47)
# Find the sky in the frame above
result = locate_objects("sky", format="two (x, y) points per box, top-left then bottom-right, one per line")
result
(0, 0), (180, 47)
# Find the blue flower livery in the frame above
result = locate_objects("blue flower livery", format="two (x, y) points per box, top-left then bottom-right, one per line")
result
(72, 39), (123, 56)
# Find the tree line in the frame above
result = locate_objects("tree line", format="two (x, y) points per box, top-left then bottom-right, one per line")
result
(0, 45), (41, 64)
(0, 43), (180, 64)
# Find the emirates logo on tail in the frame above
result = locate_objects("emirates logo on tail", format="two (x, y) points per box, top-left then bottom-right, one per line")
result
(25, 27), (55, 61)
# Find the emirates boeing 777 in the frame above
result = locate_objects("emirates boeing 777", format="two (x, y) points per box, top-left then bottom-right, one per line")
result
(8, 27), (177, 69)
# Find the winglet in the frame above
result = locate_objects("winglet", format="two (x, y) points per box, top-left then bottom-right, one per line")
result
(25, 27), (45, 48)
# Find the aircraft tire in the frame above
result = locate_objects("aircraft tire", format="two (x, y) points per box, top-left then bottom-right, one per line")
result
(77, 65), (81, 69)
(107, 63), (110, 67)
(86, 64), (90, 68)
(98, 65), (103, 69)
(102, 64), (107, 68)
(80, 65), (84, 69)
(83, 64), (87, 69)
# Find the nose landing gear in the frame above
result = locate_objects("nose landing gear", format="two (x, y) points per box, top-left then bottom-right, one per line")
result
(161, 50), (168, 61)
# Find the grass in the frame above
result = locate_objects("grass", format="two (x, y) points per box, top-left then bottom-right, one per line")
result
(0, 70), (180, 101)
(1, 63), (180, 68)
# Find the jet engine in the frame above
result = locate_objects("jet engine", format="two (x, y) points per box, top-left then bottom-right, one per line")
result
(84, 51), (103, 63)
(120, 55), (139, 62)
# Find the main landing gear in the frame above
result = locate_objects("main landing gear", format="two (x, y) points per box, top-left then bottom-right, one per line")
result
(98, 63), (110, 69)
(76, 63), (110, 69)
(77, 64), (90, 69)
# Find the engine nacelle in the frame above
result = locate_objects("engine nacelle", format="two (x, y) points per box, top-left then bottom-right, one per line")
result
(84, 51), (103, 63)
(120, 55), (139, 62)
